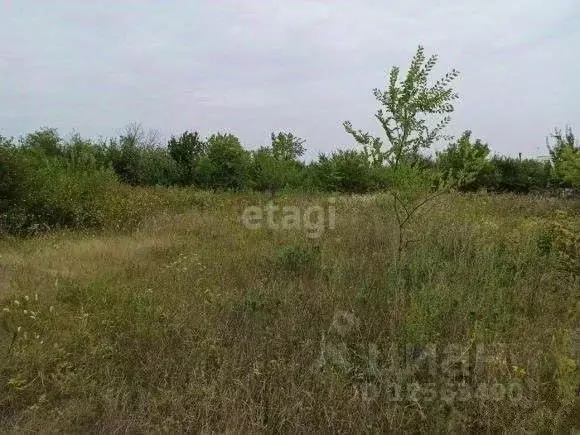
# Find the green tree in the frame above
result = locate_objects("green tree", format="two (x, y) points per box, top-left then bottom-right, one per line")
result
(311, 150), (374, 193)
(62, 133), (104, 172)
(168, 130), (206, 186)
(108, 138), (141, 185)
(138, 146), (180, 186)
(344, 45), (460, 260)
(271, 132), (305, 161)
(198, 133), (249, 190)
(490, 156), (550, 193)
(558, 147), (580, 188)
(107, 123), (162, 186)
(21, 128), (63, 158)
(436, 130), (493, 191)
(0, 136), (26, 212)
(249, 148), (278, 193)
(248, 132), (305, 197)
(548, 126), (578, 186)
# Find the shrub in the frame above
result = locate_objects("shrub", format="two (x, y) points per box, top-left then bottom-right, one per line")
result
(248, 148), (294, 194)
(436, 130), (494, 191)
(21, 128), (63, 158)
(551, 210), (580, 274)
(168, 130), (206, 186)
(61, 134), (107, 172)
(0, 138), (28, 212)
(137, 146), (180, 187)
(270, 131), (306, 161)
(311, 150), (375, 193)
(490, 156), (551, 193)
(107, 137), (142, 186)
(1, 163), (121, 235)
(548, 126), (579, 187)
(247, 132), (306, 196)
(198, 133), (250, 190)
(274, 243), (321, 275)
(558, 147), (580, 189)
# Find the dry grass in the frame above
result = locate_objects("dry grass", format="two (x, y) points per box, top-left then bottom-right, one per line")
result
(0, 191), (578, 432)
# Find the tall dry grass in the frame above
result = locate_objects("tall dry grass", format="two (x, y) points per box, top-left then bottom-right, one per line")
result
(0, 191), (578, 432)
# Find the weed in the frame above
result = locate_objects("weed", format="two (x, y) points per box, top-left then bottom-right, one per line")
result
(274, 243), (321, 275)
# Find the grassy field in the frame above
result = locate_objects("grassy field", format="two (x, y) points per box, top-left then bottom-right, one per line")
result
(0, 190), (578, 432)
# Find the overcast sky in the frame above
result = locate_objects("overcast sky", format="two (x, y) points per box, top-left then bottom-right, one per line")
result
(1, 0), (578, 159)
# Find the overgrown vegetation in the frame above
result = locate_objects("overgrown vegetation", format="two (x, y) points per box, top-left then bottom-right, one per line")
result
(0, 193), (578, 432)
(0, 45), (578, 431)
(344, 45), (460, 259)
(1, 121), (577, 235)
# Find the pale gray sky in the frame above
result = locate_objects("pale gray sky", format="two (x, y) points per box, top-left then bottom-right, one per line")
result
(1, 0), (578, 159)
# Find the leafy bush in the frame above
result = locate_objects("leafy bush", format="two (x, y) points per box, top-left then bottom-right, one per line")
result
(62, 134), (108, 172)
(21, 128), (63, 158)
(2, 121), (579, 240)
(274, 243), (321, 275)
(198, 133), (250, 190)
(270, 131), (306, 161)
(136, 146), (180, 187)
(548, 126), (579, 187)
(558, 147), (580, 189)
(168, 130), (206, 186)
(436, 130), (494, 191)
(248, 149), (297, 193)
(490, 156), (551, 193)
(311, 150), (378, 193)
(551, 210), (580, 274)
(1, 163), (120, 235)
(248, 132), (307, 196)
(106, 137), (142, 186)
(0, 138), (28, 212)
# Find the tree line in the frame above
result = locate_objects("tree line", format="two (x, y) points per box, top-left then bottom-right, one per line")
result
(1, 123), (577, 196)
(1, 45), (579, 235)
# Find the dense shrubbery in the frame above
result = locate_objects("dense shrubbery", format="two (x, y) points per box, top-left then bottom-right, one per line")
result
(311, 150), (379, 193)
(0, 139), (118, 234)
(489, 156), (552, 193)
(0, 122), (578, 234)
(549, 126), (580, 189)
(436, 131), (495, 191)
